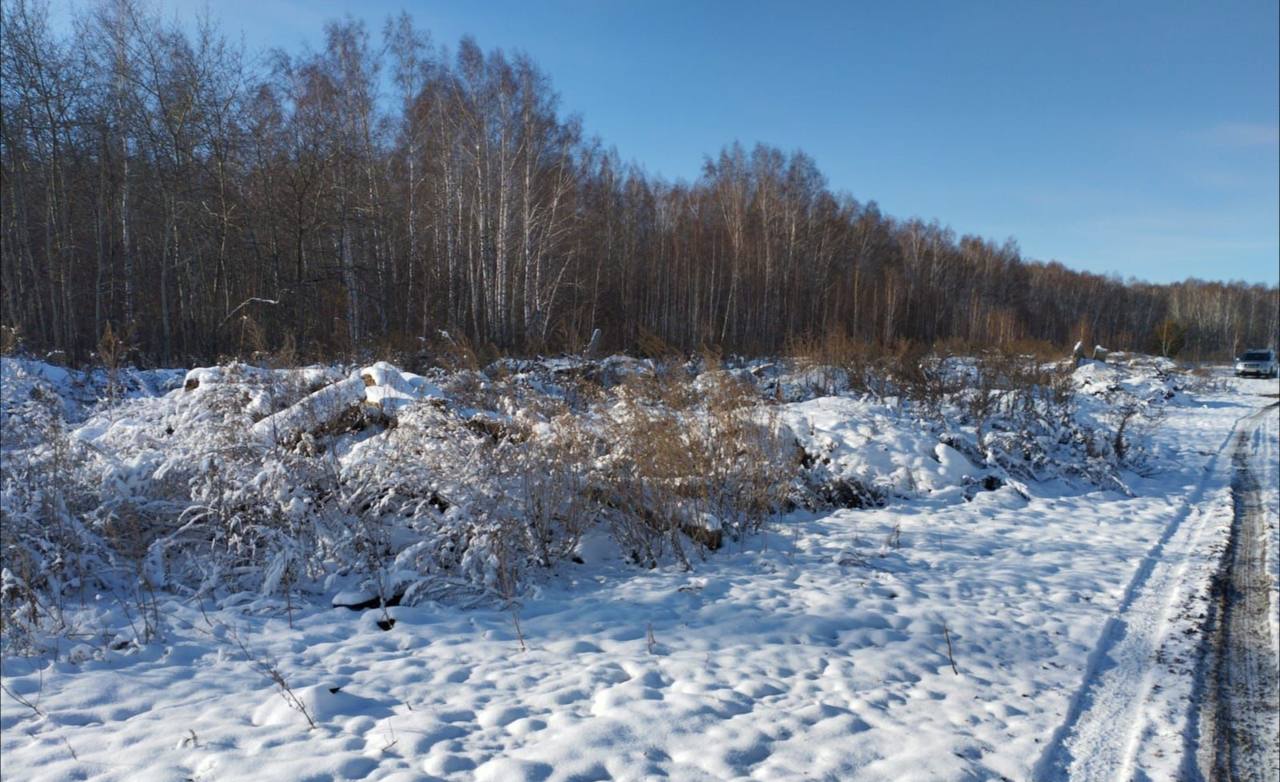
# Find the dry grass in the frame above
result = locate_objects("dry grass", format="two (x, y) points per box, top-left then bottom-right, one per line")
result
(597, 367), (795, 563)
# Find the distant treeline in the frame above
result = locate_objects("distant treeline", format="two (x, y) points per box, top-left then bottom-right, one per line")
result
(2, 0), (1276, 365)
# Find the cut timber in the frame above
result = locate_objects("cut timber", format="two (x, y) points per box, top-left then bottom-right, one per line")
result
(183, 366), (233, 392)
(360, 361), (446, 419)
(181, 364), (279, 392)
(249, 364), (448, 446)
(251, 375), (367, 446)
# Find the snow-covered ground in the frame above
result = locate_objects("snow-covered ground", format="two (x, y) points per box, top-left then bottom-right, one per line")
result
(1, 358), (1276, 781)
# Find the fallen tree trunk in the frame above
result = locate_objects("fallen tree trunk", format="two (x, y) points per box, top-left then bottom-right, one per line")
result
(251, 375), (368, 446)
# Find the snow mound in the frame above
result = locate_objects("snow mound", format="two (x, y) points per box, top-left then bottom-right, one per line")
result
(251, 684), (393, 727)
(779, 396), (983, 502)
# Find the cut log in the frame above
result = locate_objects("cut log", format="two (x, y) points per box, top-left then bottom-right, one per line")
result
(249, 363), (449, 446)
(183, 366), (224, 391)
(251, 375), (368, 446)
(181, 364), (276, 392)
(359, 361), (446, 419)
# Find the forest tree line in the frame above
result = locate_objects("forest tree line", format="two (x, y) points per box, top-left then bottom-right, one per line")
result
(2, 0), (1276, 366)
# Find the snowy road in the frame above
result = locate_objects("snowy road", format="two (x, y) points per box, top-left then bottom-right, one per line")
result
(1196, 401), (1280, 782)
(1035, 395), (1280, 782)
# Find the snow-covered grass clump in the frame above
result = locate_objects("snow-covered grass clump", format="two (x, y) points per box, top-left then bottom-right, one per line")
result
(1, 350), (1190, 656)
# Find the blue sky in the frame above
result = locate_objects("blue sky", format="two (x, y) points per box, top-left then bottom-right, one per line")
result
(58, 0), (1279, 284)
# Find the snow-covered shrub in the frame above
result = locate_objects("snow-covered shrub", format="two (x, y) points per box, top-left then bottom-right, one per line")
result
(953, 350), (1082, 480)
(597, 369), (796, 565)
(697, 371), (796, 535)
(784, 331), (884, 398)
(512, 407), (599, 568)
(0, 395), (106, 653)
(336, 400), (505, 602)
(778, 347), (1175, 503)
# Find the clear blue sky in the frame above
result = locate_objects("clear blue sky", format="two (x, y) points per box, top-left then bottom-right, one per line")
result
(59, 0), (1280, 285)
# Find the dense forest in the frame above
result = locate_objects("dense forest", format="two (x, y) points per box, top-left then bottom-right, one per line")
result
(2, 0), (1276, 366)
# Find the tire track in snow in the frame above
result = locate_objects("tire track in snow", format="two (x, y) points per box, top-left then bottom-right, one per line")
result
(1195, 402), (1280, 782)
(1031, 410), (1246, 782)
